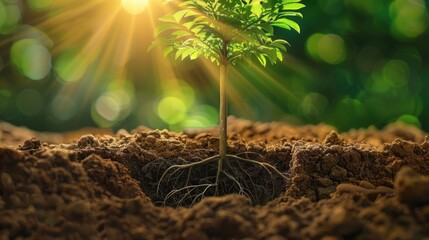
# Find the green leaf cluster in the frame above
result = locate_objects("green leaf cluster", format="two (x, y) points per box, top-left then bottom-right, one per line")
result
(151, 0), (304, 66)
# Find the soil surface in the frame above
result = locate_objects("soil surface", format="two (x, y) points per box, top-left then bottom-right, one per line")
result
(0, 117), (428, 239)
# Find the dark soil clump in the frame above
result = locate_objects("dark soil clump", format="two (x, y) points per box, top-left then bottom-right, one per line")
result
(1, 118), (428, 239)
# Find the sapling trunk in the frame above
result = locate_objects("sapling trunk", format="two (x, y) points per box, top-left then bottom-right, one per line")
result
(216, 60), (228, 194)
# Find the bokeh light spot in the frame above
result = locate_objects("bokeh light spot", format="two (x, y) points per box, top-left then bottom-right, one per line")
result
(183, 105), (219, 129)
(389, 0), (428, 38)
(306, 33), (324, 60)
(11, 38), (51, 80)
(183, 115), (212, 129)
(105, 81), (135, 111)
(95, 95), (121, 122)
(397, 114), (421, 128)
(21, 44), (51, 80)
(157, 97), (187, 124)
(163, 80), (196, 107)
(306, 33), (346, 64)
(54, 51), (87, 83)
(91, 83), (135, 128)
(317, 34), (346, 65)
(16, 89), (43, 116)
(0, 3), (21, 34)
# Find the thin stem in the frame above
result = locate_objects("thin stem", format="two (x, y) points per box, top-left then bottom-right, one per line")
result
(219, 62), (228, 160)
(216, 51), (228, 194)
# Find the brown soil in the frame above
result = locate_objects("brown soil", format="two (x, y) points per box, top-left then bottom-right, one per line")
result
(1, 117), (428, 239)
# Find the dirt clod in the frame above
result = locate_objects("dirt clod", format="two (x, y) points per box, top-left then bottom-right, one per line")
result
(311, 206), (363, 238)
(78, 134), (100, 148)
(395, 166), (429, 207)
(359, 180), (375, 189)
(323, 131), (345, 146)
(20, 137), (42, 150)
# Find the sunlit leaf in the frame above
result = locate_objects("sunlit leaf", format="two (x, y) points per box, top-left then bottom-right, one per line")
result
(276, 49), (283, 61)
(251, 2), (263, 17)
(256, 54), (267, 66)
(284, 3), (305, 11)
(272, 18), (301, 33)
(190, 51), (200, 60)
(173, 30), (192, 38)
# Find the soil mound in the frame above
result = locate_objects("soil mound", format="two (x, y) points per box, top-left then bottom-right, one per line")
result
(0, 119), (428, 239)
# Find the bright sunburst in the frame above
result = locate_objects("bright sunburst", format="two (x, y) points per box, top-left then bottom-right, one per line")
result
(0, 0), (291, 130)
(121, 0), (149, 15)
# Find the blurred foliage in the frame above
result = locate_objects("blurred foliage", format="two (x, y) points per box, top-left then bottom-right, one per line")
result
(0, 0), (428, 132)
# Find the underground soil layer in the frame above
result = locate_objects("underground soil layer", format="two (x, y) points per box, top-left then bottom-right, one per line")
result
(0, 117), (428, 239)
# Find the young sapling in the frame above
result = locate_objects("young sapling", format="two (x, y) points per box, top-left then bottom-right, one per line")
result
(150, 0), (304, 206)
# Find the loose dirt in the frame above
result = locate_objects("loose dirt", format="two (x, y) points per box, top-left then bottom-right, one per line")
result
(0, 117), (428, 239)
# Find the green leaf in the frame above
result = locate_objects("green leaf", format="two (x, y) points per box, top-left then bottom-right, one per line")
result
(260, 23), (274, 36)
(284, 3), (305, 11)
(173, 10), (190, 23)
(280, 11), (304, 18)
(152, 0), (304, 66)
(190, 51), (200, 60)
(264, 47), (278, 63)
(183, 22), (194, 30)
(276, 49), (283, 61)
(191, 25), (204, 34)
(273, 39), (290, 45)
(175, 48), (186, 60)
(181, 48), (195, 60)
(272, 19), (301, 33)
(251, 2), (263, 17)
(172, 30), (192, 38)
(256, 54), (267, 66)
(272, 39), (289, 51)
(271, 21), (291, 31)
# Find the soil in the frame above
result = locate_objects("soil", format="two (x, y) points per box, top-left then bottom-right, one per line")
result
(0, 117), (428, 239)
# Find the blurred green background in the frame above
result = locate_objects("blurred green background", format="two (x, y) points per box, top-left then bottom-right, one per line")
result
(0, 0), (428, 132)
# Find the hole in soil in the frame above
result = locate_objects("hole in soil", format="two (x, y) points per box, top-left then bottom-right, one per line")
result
(140, 156), (289, 207)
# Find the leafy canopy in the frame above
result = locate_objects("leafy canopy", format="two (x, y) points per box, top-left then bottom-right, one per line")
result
(152, 0), (305, 66)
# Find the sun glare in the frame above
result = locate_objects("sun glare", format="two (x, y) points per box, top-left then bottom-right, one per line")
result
(2, 0), (282, 129)
(121, 0), (149, 15)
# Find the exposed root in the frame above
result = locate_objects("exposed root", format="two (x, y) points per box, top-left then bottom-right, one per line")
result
(155, 153), (287, 207)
